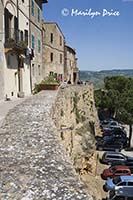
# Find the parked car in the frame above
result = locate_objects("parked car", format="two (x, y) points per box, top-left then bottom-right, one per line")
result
(103, 128), (127, 137)
(96, 139), (125, 152)
(102, 133), (128, 146)
(111, 161), (133, 173)
(107, 188), (133, 200)
(101, 165), (131, 180)
(100, 152), (129, 164)
(103, 175), (133, 192)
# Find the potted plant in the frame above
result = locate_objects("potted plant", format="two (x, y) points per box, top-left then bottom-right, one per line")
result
(39, 75), (60, 90)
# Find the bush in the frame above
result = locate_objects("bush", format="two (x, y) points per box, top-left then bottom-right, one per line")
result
(33, 84), (41, 94)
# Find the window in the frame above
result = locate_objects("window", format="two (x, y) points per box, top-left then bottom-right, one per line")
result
(50, 53), (53, 62)
(7, 55), (10, 66)
(128, 181), (133, 186)
(60, 54), (62, 64)
(123, 170), (128, 174)
(24, 30), (28, 45)
(20, 31), (23, 41)
(38, 65), (40, 75)
(117, 181), (126, 186)
(31, 34), (35, 49)
(31, 0), (34, 16)
(115, 170), (122, 174)
(32, 64), (34, 76)
(38, 8), (40, 22)
(50, 71), (54, 76)
(38, 39), (41, 53)
(60, 36), (62, 46)
(50, 33), (53, 43)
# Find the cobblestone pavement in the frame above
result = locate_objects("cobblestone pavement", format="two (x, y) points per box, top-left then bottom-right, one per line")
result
(0, 91), (93, 200)
(0, 96), (31, 128)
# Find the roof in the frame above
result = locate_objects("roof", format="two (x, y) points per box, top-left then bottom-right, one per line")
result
(112, 165), (130, 170)
(103, 151), (125, 156)
(65, 45), (76, 55)
(120, 175), (133, 181)
(43, 22), (65, 38)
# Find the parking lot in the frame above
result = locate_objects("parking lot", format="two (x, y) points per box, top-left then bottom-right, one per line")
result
(94, 118), (133, 200)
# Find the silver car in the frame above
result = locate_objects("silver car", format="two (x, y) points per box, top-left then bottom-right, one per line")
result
(108, 188), (133, 199)
(101, 152), (127, 165)
(103, 175), (133, 192)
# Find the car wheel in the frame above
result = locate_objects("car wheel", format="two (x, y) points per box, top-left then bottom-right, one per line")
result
(103, 185), (108, 192)
(101, 173), (106, 180)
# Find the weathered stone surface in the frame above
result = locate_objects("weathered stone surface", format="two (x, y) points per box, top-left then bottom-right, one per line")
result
(0, 91), (93, 200)
(53, 85), (100, 173)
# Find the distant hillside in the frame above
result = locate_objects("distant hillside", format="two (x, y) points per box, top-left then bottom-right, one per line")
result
(79, 69), (133, 88)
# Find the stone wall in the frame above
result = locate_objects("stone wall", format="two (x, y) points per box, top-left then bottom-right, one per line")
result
(53, 84), (100, 173)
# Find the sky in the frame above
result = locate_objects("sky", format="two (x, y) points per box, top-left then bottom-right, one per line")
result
(42, 0), (133, 71)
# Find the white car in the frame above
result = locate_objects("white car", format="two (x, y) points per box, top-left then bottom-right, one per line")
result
(103, 175), (133, 192)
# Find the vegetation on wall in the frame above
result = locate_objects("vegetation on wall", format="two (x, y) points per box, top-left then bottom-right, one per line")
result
(72, 92), (86, 124)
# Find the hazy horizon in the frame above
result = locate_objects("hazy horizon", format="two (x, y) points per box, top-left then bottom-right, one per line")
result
(80, 68), (133, 72)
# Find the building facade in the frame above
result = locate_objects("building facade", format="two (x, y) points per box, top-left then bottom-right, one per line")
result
(64, 45), (79, 84)
(0, 0), (31, 99)
(0, 0), (47, 100)
(42, 22), (65, 81)
(29, 0), (47, 90)
(0, 0), (4, 100)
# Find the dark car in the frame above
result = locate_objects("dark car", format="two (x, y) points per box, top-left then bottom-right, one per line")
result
(103, 128), (127, 137)
(96, 138), (125, 152)
(103, 134), (128, 146)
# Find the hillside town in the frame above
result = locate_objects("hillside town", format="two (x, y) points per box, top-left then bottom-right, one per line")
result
(0, 1), (133, 200)
(0, 0), (79, 100)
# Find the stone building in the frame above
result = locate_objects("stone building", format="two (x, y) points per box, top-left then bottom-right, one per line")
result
(42, 22), (65, 81)
(0, 0), (47, 100)
(29, 0), (47, 90)
(64, 45), (79, 84)
(0, 0), (31, 99)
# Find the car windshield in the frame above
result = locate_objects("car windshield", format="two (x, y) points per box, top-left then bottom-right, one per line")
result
(110, 166), (116, 173)
(111, 122), (117, 126)
(113, 176), (121, 184)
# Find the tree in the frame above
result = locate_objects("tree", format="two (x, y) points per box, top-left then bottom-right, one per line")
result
(95, 76), (133, 147)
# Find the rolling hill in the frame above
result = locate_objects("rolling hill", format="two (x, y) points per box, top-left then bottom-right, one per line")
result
(79, 69), (133, 88)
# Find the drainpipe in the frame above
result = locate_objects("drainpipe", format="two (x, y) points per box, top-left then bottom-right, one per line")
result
(29, 0), (32, 93)
(16, 0), (21, 94)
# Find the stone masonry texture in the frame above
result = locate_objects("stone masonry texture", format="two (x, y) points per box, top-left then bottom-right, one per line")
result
(0, 91), (93, 200)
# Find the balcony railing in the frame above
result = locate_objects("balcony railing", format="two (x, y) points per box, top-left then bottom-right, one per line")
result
(4, 28), (28, 53)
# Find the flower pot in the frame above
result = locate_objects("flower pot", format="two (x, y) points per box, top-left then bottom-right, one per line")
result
(40, 84), (59, 90)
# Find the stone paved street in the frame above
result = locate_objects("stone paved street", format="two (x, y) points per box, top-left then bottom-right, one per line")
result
(0, 91), (92, 200)
(0, 96), (31, 128)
